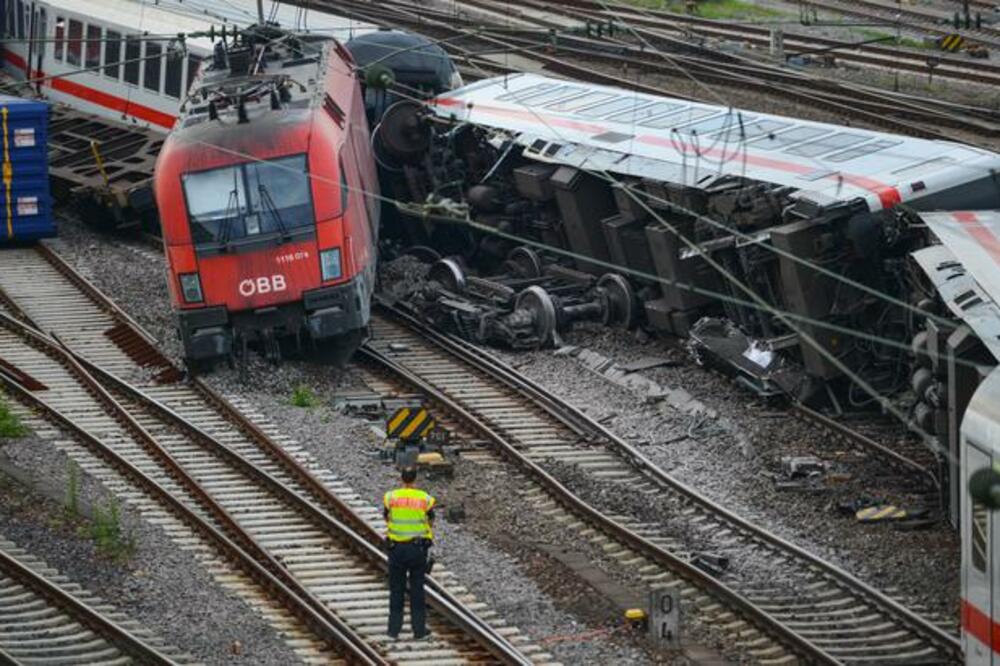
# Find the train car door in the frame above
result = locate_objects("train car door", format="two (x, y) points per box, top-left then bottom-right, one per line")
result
(966, 443), (993, 665)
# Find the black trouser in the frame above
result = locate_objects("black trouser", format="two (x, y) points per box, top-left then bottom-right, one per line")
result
(387, 540), (428, 638)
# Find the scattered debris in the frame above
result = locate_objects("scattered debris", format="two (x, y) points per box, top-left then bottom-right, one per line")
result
(618, 356), (677, 373)
(781, 456), (827, 479)
(691, 552), (729, 577)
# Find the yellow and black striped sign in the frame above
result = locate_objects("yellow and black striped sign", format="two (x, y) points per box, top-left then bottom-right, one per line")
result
(856, 505), (907, 522)
(938, 34), (964, 52)
(386, 406), (436, 441)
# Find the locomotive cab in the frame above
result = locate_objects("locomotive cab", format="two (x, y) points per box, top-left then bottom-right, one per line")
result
(155, 28), (379, 366)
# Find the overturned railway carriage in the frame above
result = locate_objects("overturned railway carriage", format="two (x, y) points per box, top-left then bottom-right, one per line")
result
(382, 73), (1000, 401)
(155, 28), (379, 364)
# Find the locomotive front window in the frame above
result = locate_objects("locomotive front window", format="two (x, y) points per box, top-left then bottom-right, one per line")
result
(183, 154), (316, 247)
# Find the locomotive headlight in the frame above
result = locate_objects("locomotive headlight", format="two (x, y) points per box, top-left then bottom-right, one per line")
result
(179, 273), (204, 303)
(320, 248), (342, 282)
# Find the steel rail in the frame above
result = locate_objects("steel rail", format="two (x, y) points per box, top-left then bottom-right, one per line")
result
(367, 301), (964, 663)
(326, 0), (996, 141)
(791, 403), (938, 483)
(0, 547), (177, 665)
(356, 310), (845, 664)
(0, 312), (386, 666)
(1, 246), (532, 666)
(71, 352), (533, 666)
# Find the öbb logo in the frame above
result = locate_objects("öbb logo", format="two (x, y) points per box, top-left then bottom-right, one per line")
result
(238, 275), (287, 297)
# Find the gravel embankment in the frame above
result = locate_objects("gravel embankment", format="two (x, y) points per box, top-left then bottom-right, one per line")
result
(0, 431), (303, 665)
(489, 322), (959, 623)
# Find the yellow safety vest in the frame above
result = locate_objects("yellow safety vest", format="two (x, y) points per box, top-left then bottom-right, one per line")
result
(384, 487), (435, 542)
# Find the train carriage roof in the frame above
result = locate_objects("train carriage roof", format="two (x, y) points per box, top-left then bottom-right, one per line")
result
(44, 0), (374, 52)
(429, 73), (1000, 212)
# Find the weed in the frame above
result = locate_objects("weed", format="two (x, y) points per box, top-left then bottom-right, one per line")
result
(290, 385), (318, 408)
(858, 29), (930, 50)
(625, 0), (784, 19)
(0, 395), (27, 438)
(90, 496), (136, 563)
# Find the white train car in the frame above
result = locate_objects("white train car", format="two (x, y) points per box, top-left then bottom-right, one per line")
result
(0, 0), (372, 130)
(962, 366), (1000, 665)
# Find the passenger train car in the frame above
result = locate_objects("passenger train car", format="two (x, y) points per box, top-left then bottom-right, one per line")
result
(383, 72), (1000, 403)
(154, 22), (380, 366)
(0, 0), (372, 131)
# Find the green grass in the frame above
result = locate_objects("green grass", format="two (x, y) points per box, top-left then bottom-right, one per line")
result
(858, 29), (930, 50)
(89, 497), (136, 563)
(0, 396), (27, 438)
(290, 385), (319, 408)
(625, 0), (784, 20)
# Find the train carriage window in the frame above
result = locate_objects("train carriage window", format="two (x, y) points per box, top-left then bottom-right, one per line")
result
(641, 106), (715, 129)
(54, 16), (64, 61)
(144, 41), (162, 93)
(15, 0), (22, 38)
(576, 96), (653, 119)
(123, 36), (140, 85)
(0, 0), (6, 39)
(545, 91), (615, 113)
(104, 30), (121, 79)
(496, 82), (559, 102)
(37, 9), (46, 59)
(186, 54), (203, 91)
(784, 132), (866, 158)
(85, 24), (101, 70)
(504, 85), (585, 107)
(607, 101), (683, 125)
(675, 112), (756, 136)
(164, 49), (182, 98)
(826, 139), (901, 163)
(66, 19), (81, 66)
(750, 126), (827, 151)
(973, 500), (988, 572)
(710, 118), (789, 143)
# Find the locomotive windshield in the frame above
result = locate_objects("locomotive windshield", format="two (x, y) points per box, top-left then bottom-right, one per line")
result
(182, 154), (316, 246)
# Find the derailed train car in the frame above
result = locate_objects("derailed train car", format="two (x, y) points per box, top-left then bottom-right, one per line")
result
(377, 73), (1000, 405)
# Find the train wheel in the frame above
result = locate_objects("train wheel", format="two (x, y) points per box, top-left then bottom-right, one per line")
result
(514, 285), (558, 349)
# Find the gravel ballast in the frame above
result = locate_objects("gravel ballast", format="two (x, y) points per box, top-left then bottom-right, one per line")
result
(0, 430), (303, 665)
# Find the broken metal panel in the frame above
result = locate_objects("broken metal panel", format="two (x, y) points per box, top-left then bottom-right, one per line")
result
(911, 243), (1000, 362)
(921, 211), (1000, 312)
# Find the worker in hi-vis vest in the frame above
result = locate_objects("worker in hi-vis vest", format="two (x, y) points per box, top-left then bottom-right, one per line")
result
(383, 467), (436, 640)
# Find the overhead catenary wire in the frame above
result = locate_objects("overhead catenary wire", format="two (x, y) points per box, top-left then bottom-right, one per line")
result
(10, 11), (986, 338)
(8, 8), (990, 456)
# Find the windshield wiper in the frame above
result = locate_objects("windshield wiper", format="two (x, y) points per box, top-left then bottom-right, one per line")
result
(257, 182), (290, 240)
(217, 182), (241, 249)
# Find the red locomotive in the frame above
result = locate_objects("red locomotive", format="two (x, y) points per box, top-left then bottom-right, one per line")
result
(155, 26), (379, 367)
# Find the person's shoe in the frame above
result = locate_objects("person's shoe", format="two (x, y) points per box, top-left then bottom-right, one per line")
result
(387, 633), (399, 641)
(413, 632), (433, 641)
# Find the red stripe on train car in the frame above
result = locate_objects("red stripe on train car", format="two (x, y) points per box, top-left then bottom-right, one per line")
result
(954, 211), (1000, 268)
(2, 50), (176, 129)
(962, 598), (1000, 653)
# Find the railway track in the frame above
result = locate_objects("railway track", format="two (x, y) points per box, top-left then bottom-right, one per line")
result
(360, 301), (962, 665)
(0, 244), (545, 666)
(511, 0), (1000, 87)
(326, 0), (1000, 144)
(0, 537), (185, 665)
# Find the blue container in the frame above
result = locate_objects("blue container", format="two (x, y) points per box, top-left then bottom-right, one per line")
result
(0, 95), (53, 242)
